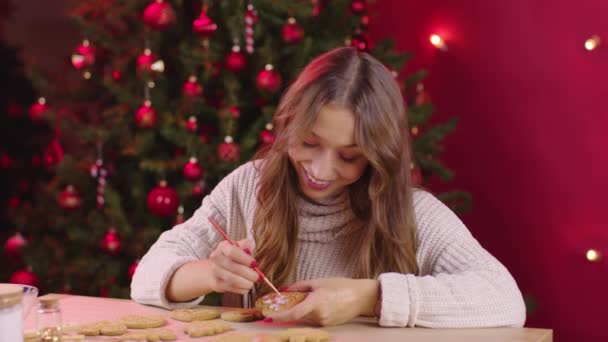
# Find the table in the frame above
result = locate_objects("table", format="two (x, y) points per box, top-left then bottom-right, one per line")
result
(24, 294), (553, 341)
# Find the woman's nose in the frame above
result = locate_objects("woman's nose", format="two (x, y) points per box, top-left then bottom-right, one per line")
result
(310, 152), (335, 181)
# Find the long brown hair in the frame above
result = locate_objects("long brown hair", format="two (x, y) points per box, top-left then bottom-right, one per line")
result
(253, 47), (419, 294)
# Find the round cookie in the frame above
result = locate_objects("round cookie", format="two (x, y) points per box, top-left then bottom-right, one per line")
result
(276, 328), (331, 342)
(169, 308), (221, 322)
(120, 314), (165, 329)
(213, 332), (281, 342)
(255, 292), (307, 317)
(99, 322), (128, 336)
(221, 308), (264, 322)
(184, 320), (233, 338)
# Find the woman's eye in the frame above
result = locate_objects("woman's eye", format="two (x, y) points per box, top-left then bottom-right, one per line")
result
(340, 155), (359, 163)
(302, 141), (318, 148)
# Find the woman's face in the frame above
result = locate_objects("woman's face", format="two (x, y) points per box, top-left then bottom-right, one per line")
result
(287, 104), (369, 201)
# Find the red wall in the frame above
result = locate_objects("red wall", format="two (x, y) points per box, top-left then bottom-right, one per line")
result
(370, 1), (608, 341)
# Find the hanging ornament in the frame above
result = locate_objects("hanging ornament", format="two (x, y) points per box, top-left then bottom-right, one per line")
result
(311, 0), (324, 17)
(128, 260), (139, 279)
(112, 69), (122, 81)
(100, 227), (122, 255)
(282, 17), (305, 44)
(182, 75), (203, 97)
(219, 106), (240, 120)
(225, 45), (246, 73)
(137, 49), (164, 75)
(43, 139), (64, 170)
(415, 83), (431, 105)
(71, 39), (96, 70)
(349, 30), (370, 52)
(410, 125), (421, 138)
(360, 15), (370, 30)
(218, 136), (240, 162)
(29, 97), (49, 122)
(147, 180), (180, 217)
(192, 180), (206, 197)
(175, 205), (185, 224)
(0, 152), (13, 168)
(58, 185), (82, 210)
(259, 123), (276, 146)
(245, 2), (258, 54)
(350, 0), (367, 14)
(186, 116), (198, 132)
(134, 100), (158, 128)
(256, 64), (282, 93)
(10, 268), (39, 286)
(90, 143), (107, 209)
(192, 5), (217, 37)
(4, 232), (27, 258)
(143, 0), (176, 31)
(183, 157), (204, 181)
(410, 162), (422, 186)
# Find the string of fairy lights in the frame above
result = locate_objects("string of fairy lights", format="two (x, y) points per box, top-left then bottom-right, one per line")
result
(428, 32), (604, 264)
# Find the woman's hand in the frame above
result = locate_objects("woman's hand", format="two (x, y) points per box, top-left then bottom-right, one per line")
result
(206, 239), (261, 295)
(267, 278), (379, 326)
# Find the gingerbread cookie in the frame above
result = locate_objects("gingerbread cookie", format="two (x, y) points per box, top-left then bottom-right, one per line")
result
(221, 308), (264, 322)
(79, 320), (127, 336)
(213, 332), (281, 342)
(255, 292), (307, 317)
(169, 308), (221, 322)
(276, 328), (331, 342)
(117, 328), (176, 341)
(119, 314), (165, 329)
(183, 320), (233, 338)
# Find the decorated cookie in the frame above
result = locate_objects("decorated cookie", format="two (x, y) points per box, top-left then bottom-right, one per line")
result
(183, 320), (233, 338)
(255, 292), (307, 317)
(213, 331), (281, 342)
(275, 328), (331, 342)
(169, 308), (221, 322)
(119, 314), (165, 329)
(221, 308), (264, 322)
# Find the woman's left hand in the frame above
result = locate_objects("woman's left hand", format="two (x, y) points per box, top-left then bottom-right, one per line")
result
(267, 278), (379, 326)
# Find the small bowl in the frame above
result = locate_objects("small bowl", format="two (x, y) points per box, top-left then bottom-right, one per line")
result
(1, 284), (40, 319)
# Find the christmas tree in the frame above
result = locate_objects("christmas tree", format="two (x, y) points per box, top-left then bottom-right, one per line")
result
(4, 0), (469, 301)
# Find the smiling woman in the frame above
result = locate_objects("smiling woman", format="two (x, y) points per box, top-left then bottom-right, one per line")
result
(132, 46), (526, 329)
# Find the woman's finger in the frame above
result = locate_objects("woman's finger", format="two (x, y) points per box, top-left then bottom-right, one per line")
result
(215, 253), (260, 284)
(268, 296), (317, 323)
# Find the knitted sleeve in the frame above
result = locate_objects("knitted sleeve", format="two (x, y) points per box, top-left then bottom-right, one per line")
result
(130, 161), (259, 309)
(377, 190), (526, 328)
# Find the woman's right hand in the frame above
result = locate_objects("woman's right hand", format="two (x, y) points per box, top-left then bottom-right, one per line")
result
(206, 239), (260, 295)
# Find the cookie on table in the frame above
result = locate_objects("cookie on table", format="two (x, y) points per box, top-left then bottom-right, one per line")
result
(169, 308), (221, 322)
(275, 328), (331, 342)
(255, 292), (307, 317)
(144, 328), (177, 341)
(117, 331), (147, 341)
(183, 319), (233, 338)
(213, 331), (281, 342)
(221, 308), (264, 322)
(79, 320), (127, 336)
(119, 314), (166, 329)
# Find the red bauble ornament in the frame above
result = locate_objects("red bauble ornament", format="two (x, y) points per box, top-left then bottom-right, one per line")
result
(137, 49), (163, 75)
(112, 69), (122, 81)
(147, 181), (180, 217)
(100, 227), (122, 255)
(58, 185), (82, 210)
(410, 125), (421, 138)
(259, 128), (276, 146)
(135, 100), (158, 128)
(192, 8), (217, 37)
(225, 46), (246, 73)
(410, 163), (422, 186)
(256, 64), (282, 93)
(182, 76), (203, 97)
(192, 180), (206, 197)
(0, 153), (13, 168)
(415, 84), (431, 105)
(128, 260), (139, 279)
(29, 97), (49, 122)
(10, 268), (38, 286)
(350, 31), (370, 52)
(183, 157), (204, 181)
(217, 137), (240, 162)
(282, 18), (305, 44)
(186, 116), (198, 132)
(350, 0), (367, 14)
(71, 39), (95, 70)
(143, 0), (176, 30)
(4, 232), (27, 257)
(43, 139), (64, 170)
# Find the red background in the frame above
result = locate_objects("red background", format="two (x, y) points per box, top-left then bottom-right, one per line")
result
(369, 1), (608, 341)
(4, 1), (607, 341)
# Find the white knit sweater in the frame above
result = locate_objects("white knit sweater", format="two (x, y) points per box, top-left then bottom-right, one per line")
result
(131, 161), (526, 328)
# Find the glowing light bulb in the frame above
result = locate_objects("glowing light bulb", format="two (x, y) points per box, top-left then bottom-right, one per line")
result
(585, 35), (600, 51)
(83, 71), (92, 79)
(586, 249), (601, 262)
(430, 34), (447, 51)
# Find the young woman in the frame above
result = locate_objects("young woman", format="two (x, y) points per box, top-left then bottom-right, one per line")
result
(131, 47), (526, 328)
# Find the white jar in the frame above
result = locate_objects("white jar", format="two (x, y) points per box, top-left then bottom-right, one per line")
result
(0, 284), (24, 342)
